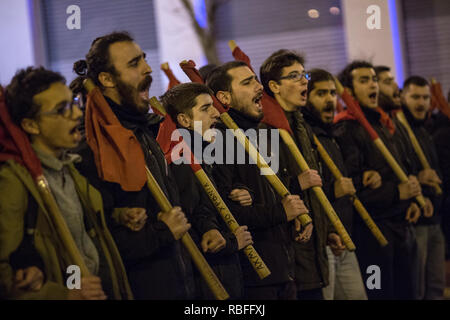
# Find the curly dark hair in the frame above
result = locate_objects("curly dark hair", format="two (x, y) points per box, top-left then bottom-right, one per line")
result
(5, 66), (66, 125)
(73, 31), (134, 89)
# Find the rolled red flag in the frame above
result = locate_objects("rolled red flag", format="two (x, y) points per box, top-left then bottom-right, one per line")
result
(0, 86), (42, 179)
(84, 81), (147, 192)
(161, 62), (181, 91)
(335, 89), (380, 140)
(179, 60), (229, 114)
(228, 43), (293, 135)
(336, 98), (344, 114)
(430, 80), (450, 120)
(231, 43), (253, 72)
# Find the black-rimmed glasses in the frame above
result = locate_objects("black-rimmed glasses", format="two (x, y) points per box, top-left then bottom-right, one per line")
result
(37, 93), (83, 119)
(279, 72), (311, 82)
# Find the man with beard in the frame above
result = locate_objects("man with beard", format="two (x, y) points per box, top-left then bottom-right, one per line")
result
(374, 66), (402, 113)
(301, 68), (367, 300)
(161, 82), (254, 299)
(400, 76), (445, 299)
(334, 61), (422, 299)
(260, 50), (344, 300)
(1, 67), (132, 299)
(73, 32), (194, 299)
(206, 61), (309, 299)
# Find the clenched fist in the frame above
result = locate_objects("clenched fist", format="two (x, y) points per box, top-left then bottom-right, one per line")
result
(158, 206), (191, 240)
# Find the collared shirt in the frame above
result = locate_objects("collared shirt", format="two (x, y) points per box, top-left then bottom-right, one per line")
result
(32, 145), (99, 275)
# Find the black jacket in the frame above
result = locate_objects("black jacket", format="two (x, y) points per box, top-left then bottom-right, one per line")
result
(169, 129), (243, 299)
(302, 107), (355, 235)
(260, 108), (332, 291)
(76, 97), (194, 299)
(333, 106), (418, 222)
(211, 108), (296, 287)
(399, 107), (443, 225)
(430, 113), (450, 194)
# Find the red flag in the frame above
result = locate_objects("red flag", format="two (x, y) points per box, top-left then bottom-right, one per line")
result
(336, 98), (344, 113)
(84, 86), (147, 192)
(150, 98), (180, 158)
(149, 99), (202, 173)
(232, 45), (253, 73)
(0, 86), (42, 179)
(430, 81), (450, 120)
(161, 63), (181, 91)
(335, 90), (379, 140)
(180, 60), (229, 114)
(260, 94), (294, 135)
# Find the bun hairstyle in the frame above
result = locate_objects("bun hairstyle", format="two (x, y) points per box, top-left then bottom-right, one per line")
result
(73, 59), (88, 76)
(74, 31), (134, 88)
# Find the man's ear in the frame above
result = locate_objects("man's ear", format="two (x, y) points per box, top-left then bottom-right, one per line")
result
(268, 80), (280, 96)
(21, 118), (40, 135)
(216, 91), (231, 106)
(98, 72), (115, 88)
(177, 113), (192, 129)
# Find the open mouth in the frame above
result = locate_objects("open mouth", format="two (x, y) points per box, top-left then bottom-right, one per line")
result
(69, 122), (82, 142)
(322, 106), (334, 119)
(253, 92), (263, 110)
(368, 92), (377, 103)
(210, 120), (218, 129)
(300, 89), (308, 99)
(138, 76), (153, 102)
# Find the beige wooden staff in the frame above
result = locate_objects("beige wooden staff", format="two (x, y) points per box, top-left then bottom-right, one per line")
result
(145, 167), (229, 300)
(36, 176), (91, 276)
(218, 112), (312, 227)
(395, 111), (442, 195)
(83, 79), (228, 300)
(335, 79), (426, 208)
(179, 60), (313, 228)
(278, 129), (356, 251)
(150, 97), (271, 279)
(313, 135), (388, 246)
(226, 40), (354, 250)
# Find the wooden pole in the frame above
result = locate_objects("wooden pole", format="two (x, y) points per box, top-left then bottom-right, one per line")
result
(334, 79), (426, 208)
(83, 79), (228, 300)
(278, 130), (355, 251)
(150, 97), (271, 279)
(145, 167), (229, 300)
(36, 176), (91, 276)
(179, 61), (313, 228)
(313, 135), (388, 246)
(395, 111), (442, 195)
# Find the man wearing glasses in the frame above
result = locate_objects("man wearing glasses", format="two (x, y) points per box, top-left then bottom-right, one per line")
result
(0, 67), (132, 300)
(260, 50), (344, 300)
